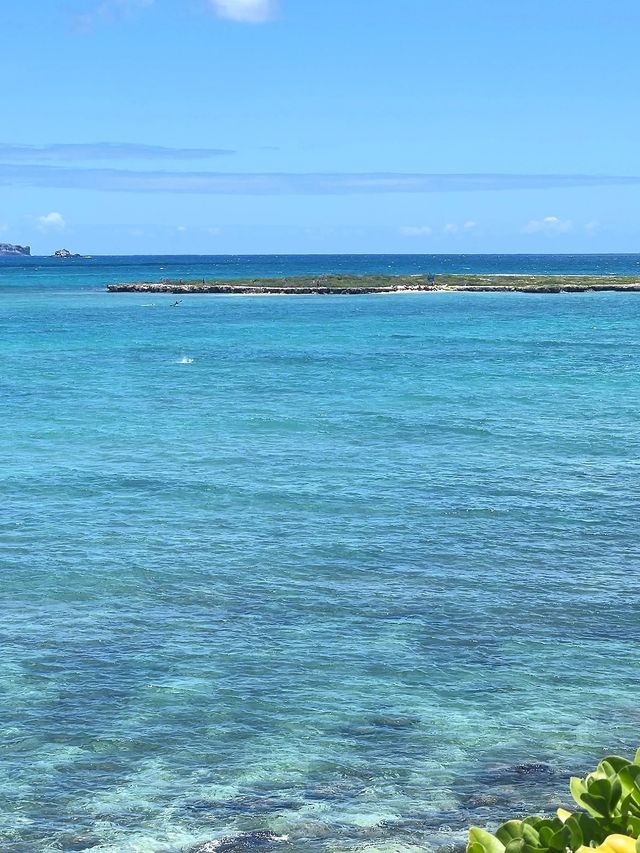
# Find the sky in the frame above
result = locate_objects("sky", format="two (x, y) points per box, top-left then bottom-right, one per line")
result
(1, 0), (640, 254)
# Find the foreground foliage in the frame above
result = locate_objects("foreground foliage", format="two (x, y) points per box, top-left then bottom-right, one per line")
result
(468, 749), (640, 853)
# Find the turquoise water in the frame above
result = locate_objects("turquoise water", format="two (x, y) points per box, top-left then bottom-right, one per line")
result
(2, 256), (640, 853)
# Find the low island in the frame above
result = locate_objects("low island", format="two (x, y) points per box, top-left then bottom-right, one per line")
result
(106, 273), (640, 295)
(0, 242), (30, 256)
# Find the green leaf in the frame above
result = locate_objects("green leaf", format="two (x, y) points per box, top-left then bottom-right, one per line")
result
(547, 829), (568, 852)
(626, 815), (640, 837)
(563, 816), (585, 850)
(505, 839), (526, 853)
(571, 812), (608, 846)
(610, 777), (624, 812)
(591, 778), (614, 804)
(496, 822), (527, 846)
(619, 765), (640, 799)
(581, 778), (616, 818)
(468, 828), (507, 853)
(538, 826), (554, 848)
(571, 777), (592, 811)
(522, 825), (541, 846)
(621, 792), (640, 818)
(523, 817), (554, 831)
(493, 823), (542, 851)
(581, 794), (609, 818)
(601, 757), (632, 776)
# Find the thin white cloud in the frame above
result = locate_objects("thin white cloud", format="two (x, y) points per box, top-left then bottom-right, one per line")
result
(463, 220), (477, 230)
(0, 143), (235, 161)
(2, 166), (640, 195)
(584, 221), (600, 233)
(75, 0), (154, 31)
(523, 215), (573, 234)
(400, 225), (432, 237)
(208, 0), (276, 22)
(37, 211), (66, 230)
(76, 0), (277, 28)
(443, 223), (458, 234)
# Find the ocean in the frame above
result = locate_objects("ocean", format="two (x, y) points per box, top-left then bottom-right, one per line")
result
(2, 255), (640, 853)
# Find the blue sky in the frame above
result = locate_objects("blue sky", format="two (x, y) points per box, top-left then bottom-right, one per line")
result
(2, 0), (640, 254)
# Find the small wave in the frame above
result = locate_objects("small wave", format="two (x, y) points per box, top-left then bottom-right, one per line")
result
(177, 356), (194, 364)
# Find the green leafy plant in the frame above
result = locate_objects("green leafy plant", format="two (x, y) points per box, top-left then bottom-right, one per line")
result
(468, 749), (640, 853)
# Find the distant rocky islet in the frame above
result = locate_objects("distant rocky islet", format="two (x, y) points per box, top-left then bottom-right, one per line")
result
(53, 248), (82, 258)
(0, 242), (30, 256)
(0, 244), (84, 258)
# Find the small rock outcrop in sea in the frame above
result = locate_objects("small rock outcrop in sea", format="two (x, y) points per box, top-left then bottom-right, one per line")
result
(0, 242), (30, 256)
(53, 248), (81, 258)
(56, 832), (101, 850)
(370, 713), (421, 729)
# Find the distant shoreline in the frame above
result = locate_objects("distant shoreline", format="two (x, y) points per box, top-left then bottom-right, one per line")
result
(107, 273), (640, 295)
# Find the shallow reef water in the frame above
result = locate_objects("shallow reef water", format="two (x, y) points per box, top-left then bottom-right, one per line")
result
(1, 255), (640, 852)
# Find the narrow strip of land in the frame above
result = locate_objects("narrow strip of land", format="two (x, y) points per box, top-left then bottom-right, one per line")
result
(107, 274), (640, 295)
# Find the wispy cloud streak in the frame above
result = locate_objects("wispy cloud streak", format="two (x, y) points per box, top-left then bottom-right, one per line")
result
(0, 164), (638, 195)
(0, 143), (236, 161)
(75, 0), (154, 31)
(209, 0), (276, 22)
(75, 0), (277, 28)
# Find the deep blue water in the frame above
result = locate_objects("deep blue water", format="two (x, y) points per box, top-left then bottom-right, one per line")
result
(2, 256), (640, 853)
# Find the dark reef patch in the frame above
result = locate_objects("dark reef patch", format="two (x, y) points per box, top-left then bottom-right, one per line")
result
(191, 831), (289, 853)
(185, 795), (303, 816)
